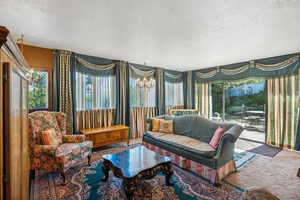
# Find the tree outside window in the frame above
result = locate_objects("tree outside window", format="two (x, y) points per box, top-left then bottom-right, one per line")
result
(28, 71), (49, 110)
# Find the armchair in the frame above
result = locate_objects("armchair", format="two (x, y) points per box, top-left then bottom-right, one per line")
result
(28, 111), (93, 184)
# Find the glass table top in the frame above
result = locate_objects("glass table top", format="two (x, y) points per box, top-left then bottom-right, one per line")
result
(102, 145), (172, 178)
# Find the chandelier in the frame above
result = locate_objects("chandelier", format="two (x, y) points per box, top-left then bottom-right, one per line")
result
(136, 77), (155, 88)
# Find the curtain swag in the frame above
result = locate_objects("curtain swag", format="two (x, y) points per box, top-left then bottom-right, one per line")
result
(76, 56), (116, 71)
(255, 55), (299, 71)
(196, 70), (217, 79)
(165, 71), (183, 79)
(129, 64), (155, 78)
(220, 64), (250, 75)
(194, 54), (300, 82)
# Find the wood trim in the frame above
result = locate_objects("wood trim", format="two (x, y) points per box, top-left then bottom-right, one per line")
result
(1, 32), (30, 81)
(3, 63), (10, 200)
(0, 26), (9, 48)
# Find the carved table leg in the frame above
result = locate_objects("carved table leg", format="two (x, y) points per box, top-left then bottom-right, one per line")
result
(164, 163), (174, 186)
(101, 159), (111, 182)
(123, 178), (136, 200)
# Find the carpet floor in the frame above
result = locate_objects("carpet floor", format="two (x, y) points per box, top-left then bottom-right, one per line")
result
(32, 144), (255, 200)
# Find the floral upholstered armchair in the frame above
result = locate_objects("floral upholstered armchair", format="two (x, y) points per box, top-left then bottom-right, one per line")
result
(28, 111), (93, 184)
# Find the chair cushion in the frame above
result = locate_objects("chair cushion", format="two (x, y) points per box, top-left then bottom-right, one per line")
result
(159, 120), (174, 133)
(209, 127), (225, 149)
(29, 112), (61, 144)
(147, 131), (216, 158)
(40, 128), (62, 145)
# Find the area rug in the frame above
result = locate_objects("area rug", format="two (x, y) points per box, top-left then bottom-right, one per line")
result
(247, 144), (281, 157)
(32, 144), (255, 200)
(234, 149), (257, 169)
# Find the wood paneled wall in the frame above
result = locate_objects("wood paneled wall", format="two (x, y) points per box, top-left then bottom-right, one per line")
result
(0, 26), (9, 200)
(1, 26), (30, 200)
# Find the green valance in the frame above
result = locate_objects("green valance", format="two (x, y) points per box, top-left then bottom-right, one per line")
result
(74, 53), (116, 76)
(164, 69), (184, 83)
(129, 63), (156, 79)
(193, 53), (300, 83)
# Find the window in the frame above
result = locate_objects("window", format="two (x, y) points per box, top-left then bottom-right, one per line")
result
(211, 78), (266, 142)
(28, 70), (49, 110)
(165, 81), (184, 107)
(129, 77), (156, 107)
(76, 72), (116, 111)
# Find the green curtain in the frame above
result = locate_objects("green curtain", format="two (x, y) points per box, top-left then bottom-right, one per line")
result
(295, 108), (300, 151)
(195, 82), (211, 118)
(184, 71), (194, 109)
(193, 54), (300, 83)
(115, 61), (130, 126)
(53, 50), (76, 134)
(266, 70), (300, 150)
(156, 68), (165, 115)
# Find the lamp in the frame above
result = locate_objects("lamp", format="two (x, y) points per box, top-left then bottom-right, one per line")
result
(136, 77), (155, 88)
(135, 63), (155, 88)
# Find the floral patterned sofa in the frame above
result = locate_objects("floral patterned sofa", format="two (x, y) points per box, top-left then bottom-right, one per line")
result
(28, 111), (93, 184)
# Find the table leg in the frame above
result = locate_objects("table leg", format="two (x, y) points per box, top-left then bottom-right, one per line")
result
(123, 178), (136, 200)
(101, 160), (111, 182)
(164, 163), (174, 186)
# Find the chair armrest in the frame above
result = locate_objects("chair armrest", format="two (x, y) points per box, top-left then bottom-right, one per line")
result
(33, 145), (57, 156)
(62, 135), (86, 143)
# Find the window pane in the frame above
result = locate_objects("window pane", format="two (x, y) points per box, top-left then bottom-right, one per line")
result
(130, 77), (156, 107)
(211, 79), (266, 142)
(165, 81), (184, 107)
(76, 72), (116, 110)
(28, 71), (49, 110)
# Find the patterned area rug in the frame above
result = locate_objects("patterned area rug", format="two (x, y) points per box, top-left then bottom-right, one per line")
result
(33, 144), (256, 200)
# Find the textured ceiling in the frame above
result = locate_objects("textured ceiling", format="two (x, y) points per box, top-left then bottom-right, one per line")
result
(1, 0), (300, 71)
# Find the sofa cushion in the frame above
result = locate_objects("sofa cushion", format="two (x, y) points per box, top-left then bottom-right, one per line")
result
(159, 120), (174, 133)
(147, 131), (216, 158)
(209, 127), (225, 149)
(173, 115), (232, 143)
(151, 118), (161, 132)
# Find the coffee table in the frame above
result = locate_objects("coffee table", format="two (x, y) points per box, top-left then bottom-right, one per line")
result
(101, 146), (173, 200)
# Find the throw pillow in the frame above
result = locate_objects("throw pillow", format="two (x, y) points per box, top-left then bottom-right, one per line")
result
(40, 128), (62, 145)
(152, 118), (161, 132)
(159, 120), (174, 133)
(209, 127), (225, 149)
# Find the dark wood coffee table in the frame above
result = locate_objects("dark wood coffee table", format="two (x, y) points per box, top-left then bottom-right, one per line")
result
(101, 146), (173, 200)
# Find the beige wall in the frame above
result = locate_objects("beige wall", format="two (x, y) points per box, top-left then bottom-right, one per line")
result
(19, 44), (53, 70)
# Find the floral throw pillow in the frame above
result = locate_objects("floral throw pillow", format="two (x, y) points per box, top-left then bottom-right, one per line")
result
(159, 120), (174, 134)
(40, 128), (62, 145)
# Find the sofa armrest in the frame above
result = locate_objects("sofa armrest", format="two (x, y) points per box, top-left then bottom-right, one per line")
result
(222, 125), (243, 143)
(62, 135), (86, 143)
(215, 125), (243, 167)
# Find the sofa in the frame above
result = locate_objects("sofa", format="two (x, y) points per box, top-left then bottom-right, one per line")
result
(143, 115), (243, 184)
(28, 111), (93, 184)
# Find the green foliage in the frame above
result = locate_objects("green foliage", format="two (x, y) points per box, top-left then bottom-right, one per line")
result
(28, 87), (47, 109)
(28, 71), (48, 110)
(211, 79), (266, 116)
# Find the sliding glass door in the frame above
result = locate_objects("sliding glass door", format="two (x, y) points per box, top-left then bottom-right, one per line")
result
(211, 78), (266, 143)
